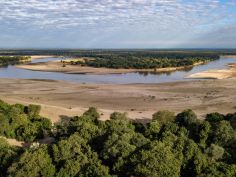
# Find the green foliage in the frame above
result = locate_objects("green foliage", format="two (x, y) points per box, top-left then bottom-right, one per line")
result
(0, 56), (30, 66)
(52, 133), (110, 177)
(212, 120), (235, 146)
(198, 121), (211, 147)
(25, 104), (41, 118)
(7, 145), (55, 177)
(130, 141), (182, 177)
(83, 107), (100, 122)
(0, 103), (235, 177)
(144, 120), (161, 139)
(199, 162), (236, 177)
(225, 113), (236, 129)
(152, 110), (175, 125)
(205, 144), (225, 161)
(0, 138), (20, 177)
(71, 52), (219, 69)
(0, 100), (52, 142)
(176, 109), (198, 127)
(206, 112), (224, 122)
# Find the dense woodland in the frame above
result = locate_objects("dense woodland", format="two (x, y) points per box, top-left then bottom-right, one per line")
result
(0, 56), (30, 66)
(1, 49), (236, 57)
(72, 55), (219, 69)
(0, 100), (235, 177)
(1, 50), (234, 69)
(1, 50), (222, 69)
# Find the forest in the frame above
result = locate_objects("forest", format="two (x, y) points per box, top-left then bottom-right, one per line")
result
(0, 50), (222, 69)
(71, 54), (219, 69)
(1, 49), (236, 57)
(0, 56), (30, 67)
(0, 100), (235, 177)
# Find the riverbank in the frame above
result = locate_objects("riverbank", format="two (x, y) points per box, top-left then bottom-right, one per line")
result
(17, 60), (205, 75)
(187, 62), (236, 79)
(0, 78), (235, 122)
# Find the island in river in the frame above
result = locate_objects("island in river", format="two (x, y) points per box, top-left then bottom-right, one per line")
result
(0, 54), (236, 122)
(17, 59), (206, 75)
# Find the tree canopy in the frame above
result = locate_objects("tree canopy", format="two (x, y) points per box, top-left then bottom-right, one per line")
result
(0, 100), (235, 177)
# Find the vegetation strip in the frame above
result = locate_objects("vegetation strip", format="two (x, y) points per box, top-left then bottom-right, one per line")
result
(0, 100), (236, 176)
(0, 56), (31, 67)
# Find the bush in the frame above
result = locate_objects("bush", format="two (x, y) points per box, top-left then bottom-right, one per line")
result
(176, 109), (198, 127)
(206, 112), (224, 122)
(152, 110), (175, 125)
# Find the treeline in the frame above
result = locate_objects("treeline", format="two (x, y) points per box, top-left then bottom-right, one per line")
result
(0, 50), (228, 69)
(63, 51), (220, 69)
(74, 55), (218, 69)
(1, 49), (236, 57)
(0, 101), (236, 176)
(0, 56), (30, 66)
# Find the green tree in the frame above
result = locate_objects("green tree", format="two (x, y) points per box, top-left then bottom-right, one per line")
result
(7, 146), (55, 177)
(175, 109), (198, 127)
(53, 133), (110, 177)
(198, 121), (211, 147)
(152, 110), (175, 125)
(206, 112), (224, 122)
(0, 138), (19, 177)
(25, 104), (41, 118)
(205, 144), (225, 161)
(131, 141), (182, 177)
(212, 121), (235, 146)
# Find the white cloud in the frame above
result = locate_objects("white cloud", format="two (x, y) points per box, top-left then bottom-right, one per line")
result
(0, 0), (234, 29)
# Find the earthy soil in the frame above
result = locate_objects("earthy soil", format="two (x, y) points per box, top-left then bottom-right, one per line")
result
(0, 78), (235, 123)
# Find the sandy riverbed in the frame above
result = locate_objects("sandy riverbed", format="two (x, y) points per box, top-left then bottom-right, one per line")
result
(30, 55), (56, 60)
(0, 78), (235, 123)
(17, 59), (204, 75)
(187, 63), (236, 79)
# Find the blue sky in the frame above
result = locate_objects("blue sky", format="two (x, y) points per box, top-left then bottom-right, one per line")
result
(0, 0), (236, 49)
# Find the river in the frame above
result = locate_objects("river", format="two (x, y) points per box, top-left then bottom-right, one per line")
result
(0, 56), (235, 84)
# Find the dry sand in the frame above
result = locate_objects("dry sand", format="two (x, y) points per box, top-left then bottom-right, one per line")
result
(30, 55), (56, 60)
(17, 60), (204, 75)
(187, 63), (236, 79)
(0, 78), (235, 123)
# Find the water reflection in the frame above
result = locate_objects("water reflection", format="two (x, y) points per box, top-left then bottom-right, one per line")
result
(0, 56), (235, 84)
(137, 66), (194, 76)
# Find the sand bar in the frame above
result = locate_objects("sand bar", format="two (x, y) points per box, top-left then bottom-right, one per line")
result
(187, 63), (236, 79)
(17, 60), (204, 75)
(30, 55), (56, 60)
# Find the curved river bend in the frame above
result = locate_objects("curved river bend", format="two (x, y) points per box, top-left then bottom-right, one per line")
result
(0, 56), (235, 84)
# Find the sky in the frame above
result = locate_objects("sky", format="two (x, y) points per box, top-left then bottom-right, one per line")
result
(0, 0), (236, 49)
